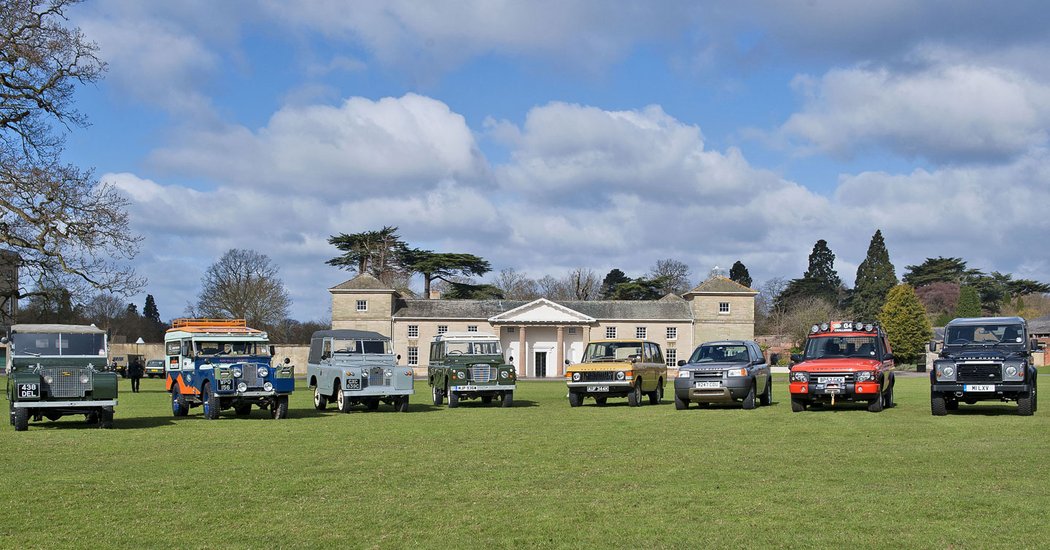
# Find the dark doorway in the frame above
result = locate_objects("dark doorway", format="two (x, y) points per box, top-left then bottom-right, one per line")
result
(534, 351), (547, 378)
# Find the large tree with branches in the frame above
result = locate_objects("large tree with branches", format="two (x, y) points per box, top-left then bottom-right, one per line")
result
(1, 0), (142, 302)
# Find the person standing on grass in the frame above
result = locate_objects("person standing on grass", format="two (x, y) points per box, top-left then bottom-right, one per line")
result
(129, 359), (144, 393)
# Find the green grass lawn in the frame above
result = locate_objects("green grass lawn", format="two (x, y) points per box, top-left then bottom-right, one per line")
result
(1, 373), (1048, 549)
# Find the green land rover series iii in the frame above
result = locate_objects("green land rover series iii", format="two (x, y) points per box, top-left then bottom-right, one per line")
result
(428, 332), (516, 408)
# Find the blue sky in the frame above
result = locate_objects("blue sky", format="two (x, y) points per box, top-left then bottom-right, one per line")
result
(62, 1), (1050, 321)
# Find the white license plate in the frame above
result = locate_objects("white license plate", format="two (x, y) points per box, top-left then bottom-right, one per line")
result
(694, 381), (721, 389)
(818, 377), (846, 384)
(587, 385), (610, 392)
(964, 384), (994, 392)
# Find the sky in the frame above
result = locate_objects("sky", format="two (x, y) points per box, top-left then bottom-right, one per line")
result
(59, 0), (1050, 322)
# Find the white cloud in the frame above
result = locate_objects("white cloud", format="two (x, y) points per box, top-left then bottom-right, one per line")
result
(779, 62), (1050, 162)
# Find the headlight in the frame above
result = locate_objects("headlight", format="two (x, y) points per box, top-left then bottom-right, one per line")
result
(257, 366), (269, 377)
(677, 369), (691, 378)
(616, 371), (626, 380)
(44, 375), (54, 384)
(935, 361), (956, 381)
(725, 368), (748, 377)
(501, 371), (510, 379)
(237, 382), (248, 392)
(263, 382), (273, 391)
(384, 369), (393, 377)
(856, 371), (875, 383)
(455, 371), (466, 379)
(790, 371), (808, 382)
(572, 372), (581, 381)
(233, 368), (243, 378)
(79, 375), (90, 384)
(1004, 361), (1026, 380)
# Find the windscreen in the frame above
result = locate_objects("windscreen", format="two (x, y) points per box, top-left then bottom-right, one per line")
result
(195, 341), (261, 356)
(583, 341), (642, 362)
(945, 323), (1024, 345)
(333, 338), (391, 354)
(688, 344), (749, 363)
(445, 341), (502, 355)
(12, 332), (105, 356)
(804, 336), (878, 359)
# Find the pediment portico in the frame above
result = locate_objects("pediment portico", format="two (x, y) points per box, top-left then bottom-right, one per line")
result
(487, 299), (596, 378)
(488, 298), (596, 325)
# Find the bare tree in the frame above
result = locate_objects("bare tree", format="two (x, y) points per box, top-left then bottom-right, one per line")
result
(537, 275), (569, 300)
(194, 249), (291, 328)
(1, 0), (143, 300)
(493, 268), (539, 300)
(566, 268), (600, 300)
(648, 259), (692, 295)
(770, 296), (846, 347)
(82, 292), (124, 330)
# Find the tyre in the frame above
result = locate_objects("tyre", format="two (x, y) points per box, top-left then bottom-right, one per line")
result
(790, 398), (805, 413)
(271, 395), (289, 419)
(86, 411), (99, 424)
(481, 395), (493, 405)
(98, 408), (114, 429)
(759, 376), (772, 406)
(448, 388), (459, 409)
(648, 380), (663, 405)
(627, 383), (642, 407)
(1018, 389), (1034, 416)
(313, 387), (328, 410)
(171, 386), (189, 417)
(742, 381), (756, 410)
(931, 393), (947, 416)
(674, 392), (688, 410)
(884, 380), (895, 409)
(13, 407), (29, 431)
(336, 384), (352, 413)
(867, 394), (884, 413)
(234, 403), (252, 416)
(568, 391), (583, 407)
(365, 398), (380, 411)
(595, 397), (607, 406)
(201, 383), (220, 420)
(432, 383), (443, 406)
(501, 391), (513, 408)
(395, 394), (410, 413)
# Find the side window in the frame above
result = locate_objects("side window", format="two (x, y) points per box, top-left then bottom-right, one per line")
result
(308, 338), (323, 364)
(749, 343), (761, 363)
(321, 339), (332, 360)
(652, 344), (663, 365)
(182, 340), (193, 356)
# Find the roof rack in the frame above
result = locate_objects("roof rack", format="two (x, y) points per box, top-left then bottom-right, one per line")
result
(171, 318), (248, 329)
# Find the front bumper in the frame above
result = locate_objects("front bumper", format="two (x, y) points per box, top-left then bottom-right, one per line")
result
(674, 377), (749, 403)
(450, 384), (515, 393)
(789, 381), (881, 401)
(931, 382), (1031, 396)
(344, 388), (413, 397)
(567, 381), (633, 395)
(12, 399), (118, 408)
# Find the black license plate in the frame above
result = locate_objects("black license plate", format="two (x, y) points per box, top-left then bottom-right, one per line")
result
(346, 378), (361, 390)
(218, 379), (233, 391)
(17, 383), (40, 398)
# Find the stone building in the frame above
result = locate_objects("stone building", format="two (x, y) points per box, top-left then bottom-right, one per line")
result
(330, 273), (758, 378)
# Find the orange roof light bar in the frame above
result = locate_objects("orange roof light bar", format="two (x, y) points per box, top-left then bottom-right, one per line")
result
(171, 318), (248, 329)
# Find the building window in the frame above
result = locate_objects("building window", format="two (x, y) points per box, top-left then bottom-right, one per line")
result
(666, 327), (677, 340)
(407, 346), (418, 365)
(356, 299), (368, 312)
(506, 326), (516, 334)
(437, 325), (448, 335)
(635, 327), (647, 339)
(666, 348), (677, 368)
(467, 325), (478, 332)
(605, 326), (616, 339)
(407, 325), (418, 338)
(567, 327), (577, 334)
(719, 302), (731, 314)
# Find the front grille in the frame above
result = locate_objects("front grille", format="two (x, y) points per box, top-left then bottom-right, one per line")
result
(240, 363), (262, 388)
(958, 363), (1002, 383)
(692, 371), (723, 381)
(367, 367), (388, 387)
(41, 367), (91, 398)
(578, 371), (616, 382)
(470, 364), (494, 383)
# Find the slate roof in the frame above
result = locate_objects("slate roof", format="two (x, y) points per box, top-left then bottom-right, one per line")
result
(392, 298), (693, 321)
(1029, 314), (1050, 335)
(685, 276), (757, 295)
(330, 273), (394, 291)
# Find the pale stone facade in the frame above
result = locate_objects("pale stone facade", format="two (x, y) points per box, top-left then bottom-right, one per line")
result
(330, 274), (757, 378)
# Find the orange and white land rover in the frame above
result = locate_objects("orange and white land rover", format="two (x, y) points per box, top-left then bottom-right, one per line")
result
(788, 321), (896, 413)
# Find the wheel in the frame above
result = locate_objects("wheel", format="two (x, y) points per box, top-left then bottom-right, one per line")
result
(365, 398), (380, 411)
(431, 383), (443, 406)
(481, 395), (493, 405)
(568, 392), (583, 407)
(98, 408), (114, 429)
(171, 386), (189, 417)
(931, 393), (947, 416)
(884, 380), (895, 409)
(336, 384), (352, 413)
(395, 394), (410, 413)
(86, 411), (99, 424)
(790, 398), (805, 412)
(674, 392), (688, 410)
(867, 395), (884, 413)
(13, 408), (29, 431)
(648, 380), (662, 405)
(271, 395), (289, 419)
(313, 387), (328, 410)
(627, 383), (642, 407)
(448, 388), (459, 409)
(501, 392), (513, 408)
(234, 403), (252, 416)
(742, 381), (757, 410)
(759, 376), (772, 406)
(1018, 388), (1034, 416)
(201, 383), (220, 420)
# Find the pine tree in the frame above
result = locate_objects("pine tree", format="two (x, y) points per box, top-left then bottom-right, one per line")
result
(600, 269), (631, 299)
(851, 230), (898, 321)
(804, 239), (842, 290)
(774, 239), (843, 309)
(729, 261), (752, 288)
(955, 285), (982, 318)
(879, 284), (932, 365)
(143, 294), (160, 323)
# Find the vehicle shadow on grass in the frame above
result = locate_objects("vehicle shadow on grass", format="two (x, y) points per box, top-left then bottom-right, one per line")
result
(442, 398), (539, 409)
(944, 404), (1029, 416)
(20, 415), (179, 430)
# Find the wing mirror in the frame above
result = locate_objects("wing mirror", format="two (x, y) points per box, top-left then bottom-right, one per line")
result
(629, 354), (640, 363)
(928, 340), (938, 353)
(269, 345), (276, 356)
(790, 353), (802, 364)
(677, 359), (686, 367)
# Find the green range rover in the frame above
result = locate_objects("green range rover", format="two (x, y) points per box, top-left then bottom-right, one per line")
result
(6, 324), (118, 430)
